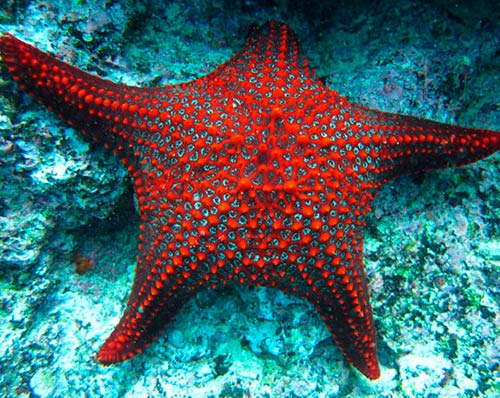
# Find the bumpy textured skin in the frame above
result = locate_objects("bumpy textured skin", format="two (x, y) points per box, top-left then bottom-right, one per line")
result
(1, 21), (499, 379)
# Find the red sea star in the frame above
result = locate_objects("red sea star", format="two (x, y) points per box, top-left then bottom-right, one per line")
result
(0, 21), (499, 379)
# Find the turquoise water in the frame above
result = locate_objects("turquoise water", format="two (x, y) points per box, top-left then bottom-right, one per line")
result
(0, 1), (498, 397)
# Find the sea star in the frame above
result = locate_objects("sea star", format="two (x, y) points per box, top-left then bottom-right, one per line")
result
(0, 21), (499, 380)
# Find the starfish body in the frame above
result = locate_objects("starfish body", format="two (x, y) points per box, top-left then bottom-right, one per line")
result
(1, 21), (499, 379)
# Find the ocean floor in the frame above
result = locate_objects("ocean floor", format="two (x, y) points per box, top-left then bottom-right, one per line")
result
(0, 1), (499, 397)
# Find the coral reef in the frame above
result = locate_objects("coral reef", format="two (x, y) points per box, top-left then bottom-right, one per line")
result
(0, 1), (498, 397)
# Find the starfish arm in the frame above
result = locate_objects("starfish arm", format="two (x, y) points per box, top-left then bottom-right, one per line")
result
(0, 33), (156, 163)
(97, 258), (198, 364)
(355, 108), (500, 183)
(198, 20), (319, 95)
(307, 237), (380, 379)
